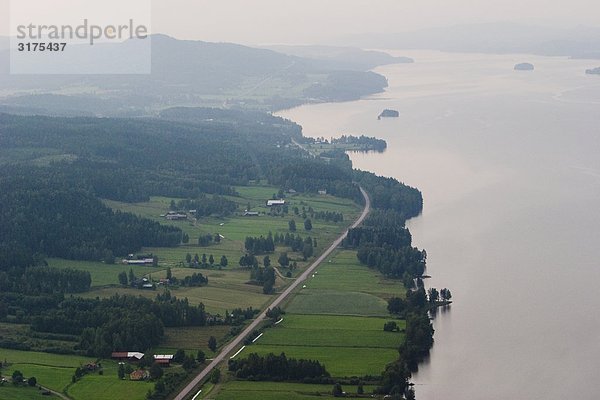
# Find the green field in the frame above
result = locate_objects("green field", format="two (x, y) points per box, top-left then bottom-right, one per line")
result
(0, 385), (53, 400)
(244, 314), (403, 377)
(46, 258), (166, 288)
(255, 314), (405, 349)
(58, 186), (362, 315)
(0, 349), (150, 400)
(213, 381), (376, 400)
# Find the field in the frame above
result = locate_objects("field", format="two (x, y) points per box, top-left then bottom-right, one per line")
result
(0, 349), (151, 400)
(285, 250), (406, 316)
(213, 381), (377, 400)
(242, 314), (403, 377)
(51, 185), (363, 315)
(158, 325), (231, 355)
(0, 385), (51, 400)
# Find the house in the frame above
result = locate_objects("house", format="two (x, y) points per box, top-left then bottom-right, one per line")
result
(165, 212), (187, 221)
(266, 199), (286, 207)
(129, 370), (150, 381)
(288, 189), (297, 194)
(244, 211), (260, 217)
(318, 189), (327, 195)
(122, 258), (154, 265)
(111, 352), (145, 362)
(154, 355), (174, 366)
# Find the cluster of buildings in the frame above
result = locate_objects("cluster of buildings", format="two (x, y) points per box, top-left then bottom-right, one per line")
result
(111, 352), (175, 380)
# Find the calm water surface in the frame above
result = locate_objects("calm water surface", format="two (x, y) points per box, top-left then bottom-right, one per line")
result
(277, 51), (600, 400)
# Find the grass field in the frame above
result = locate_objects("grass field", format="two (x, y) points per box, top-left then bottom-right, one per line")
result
(0, 349), (93, 393)
(0, 349), (151, 400)
(213, 381), (376, 400)
(63, 186), (362, 315)
(255, 314), (405, 349)
(46, 258), (166, 288)
(0, 385), (53, 400)
(243, 314), (403, 377)
(285, 250), (406, 316)
(158, 325), (231, 355)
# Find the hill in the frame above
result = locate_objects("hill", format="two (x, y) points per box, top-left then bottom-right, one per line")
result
(0, 35), (388, 115)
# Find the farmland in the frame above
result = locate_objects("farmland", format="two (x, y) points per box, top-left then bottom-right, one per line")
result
(242, 314), (404, 377)
(213, 381), (377, 400)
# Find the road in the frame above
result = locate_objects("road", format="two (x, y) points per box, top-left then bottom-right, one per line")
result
(174, 186), (370, 400)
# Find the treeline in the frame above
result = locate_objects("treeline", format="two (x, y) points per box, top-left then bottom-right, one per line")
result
(249, 266), (276, 294)
(353, 170), (423, 221)
(245, 233), (275, 255)
(0, 174), (182, 269)
(274, 233), (316, 259)
(0, 266), (91, 295)
(343, 210), (426, 285)
(228, 352), (330, 382)
(25, 292), (207, 356)
(331, 135), (387, 152)
(173, 195), (238, 217)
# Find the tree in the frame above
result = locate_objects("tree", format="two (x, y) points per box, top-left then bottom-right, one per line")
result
(332, 382), (344, 397)
(118, 271), (128, 286)
(440, 288), (452, 301)
(183, 355), (197, 371)
(428, 288), (440, 304)
(11, 370), (23, 384)
(288, 219), (297, 231)
(384, 321), (400, 332)
(173, 349), (186, 363)
(304, 218), (313, 231)
(186, 253), (192, 265)
(214, 233), (221, 243)
(27, 376), (37, 387)
(387, 297), (406, 315)
(220, 255), (228, 267)
(201, 254), (208, 265)
(263, 255), (271, 267)
(182, 233), (190, 244)
(196, 350), (206, 364)
(149, 363), (163, 380)
(208, 336), (217, 352)
(209, 368), (220, 384)
(128, 268), (135, 286)
(209, 254), (215, 265)
(357, 384), (364, 395)
(278, 252), (289, 267)
(118, 364), (125, 380)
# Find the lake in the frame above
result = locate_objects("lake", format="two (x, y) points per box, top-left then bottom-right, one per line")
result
(277, 50), (600, 399)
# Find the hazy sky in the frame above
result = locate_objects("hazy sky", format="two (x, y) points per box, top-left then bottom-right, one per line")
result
(2, 0), (600, 44)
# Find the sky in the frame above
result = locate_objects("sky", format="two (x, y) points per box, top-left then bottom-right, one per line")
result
(2, 0), (600, 44)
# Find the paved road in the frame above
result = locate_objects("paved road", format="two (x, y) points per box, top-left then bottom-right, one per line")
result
(174, 187), (371, 400)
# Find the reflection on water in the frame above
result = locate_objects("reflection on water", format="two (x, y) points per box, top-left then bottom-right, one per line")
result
(278, 50), (600, 400)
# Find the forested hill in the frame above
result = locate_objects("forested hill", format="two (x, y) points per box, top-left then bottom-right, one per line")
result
(0, 109), (422, 269)
(0, 35), (389, 115)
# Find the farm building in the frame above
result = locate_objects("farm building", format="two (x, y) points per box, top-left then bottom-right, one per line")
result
(154, 355), (174, 366)
(266, 199), (286, 207)
(111, 352), (145, 362)
(244, 211), (260, 216)
(318, 189), (327, 195)
(122, 258), (154, 265)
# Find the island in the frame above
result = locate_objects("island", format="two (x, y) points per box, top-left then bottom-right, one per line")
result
(514, 63), (535, 71)
(585, 67), (600, 75)
(378, 109), (400, 119)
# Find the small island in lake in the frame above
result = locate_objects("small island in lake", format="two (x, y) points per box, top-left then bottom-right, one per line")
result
(585, 67), (600, 75)
(378, 109), (400, 120)
(514, 63), (535, 71)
